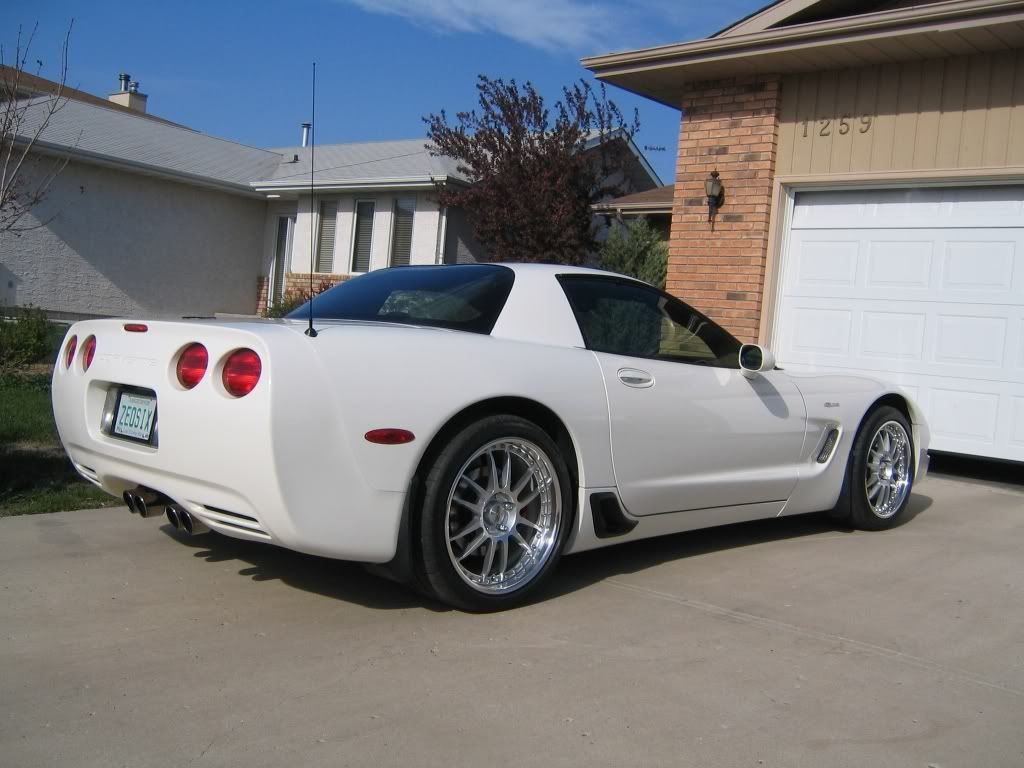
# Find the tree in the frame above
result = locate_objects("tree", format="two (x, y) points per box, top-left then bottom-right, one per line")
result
(1, 22), (73, 235)
(424, 76), (639, 265)
(598, 217), (668, 289)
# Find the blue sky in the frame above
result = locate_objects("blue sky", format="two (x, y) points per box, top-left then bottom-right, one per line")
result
(10, 0), (764, 184)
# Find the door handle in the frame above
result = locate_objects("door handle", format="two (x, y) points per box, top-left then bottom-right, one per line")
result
(617, 368), (654, 388)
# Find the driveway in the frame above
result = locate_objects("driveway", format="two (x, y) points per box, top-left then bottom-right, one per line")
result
(2, 469), (1022, 767)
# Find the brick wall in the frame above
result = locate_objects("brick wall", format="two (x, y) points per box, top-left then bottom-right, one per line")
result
(669, 75), (782, 342)
(255, 276), (269, 314)
(255, 272), (350, 314)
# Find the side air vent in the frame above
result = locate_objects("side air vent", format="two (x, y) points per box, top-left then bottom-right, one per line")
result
(817, 425), (842, 464)
(590, 492), (638, 538)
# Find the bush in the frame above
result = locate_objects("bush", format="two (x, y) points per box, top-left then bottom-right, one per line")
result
(0, 306), (54, 371)
(261, 278), (340, 319)
(598, 218), (668, 289)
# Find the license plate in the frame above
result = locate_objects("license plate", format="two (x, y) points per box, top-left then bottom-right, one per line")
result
(113, 392), (157, 442)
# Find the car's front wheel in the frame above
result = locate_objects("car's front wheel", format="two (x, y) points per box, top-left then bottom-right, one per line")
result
(419, 415), (572, 611)
(839, 405), (916, 530)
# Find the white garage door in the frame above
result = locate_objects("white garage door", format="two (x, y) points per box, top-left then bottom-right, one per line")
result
(775, 185), (1024, 461)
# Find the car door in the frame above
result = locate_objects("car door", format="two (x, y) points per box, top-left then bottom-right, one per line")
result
(559, 275), (807, 517)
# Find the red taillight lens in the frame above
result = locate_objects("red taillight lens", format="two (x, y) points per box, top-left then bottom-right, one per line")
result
(222, 349), (261, 397)
(64, 335), (78, 369)
(176, 343), (208, 389)
(123, 323), (148, 333)
(82, 336), (97, 371)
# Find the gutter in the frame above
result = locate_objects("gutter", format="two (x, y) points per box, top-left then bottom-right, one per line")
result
(250, 175), (467, 194)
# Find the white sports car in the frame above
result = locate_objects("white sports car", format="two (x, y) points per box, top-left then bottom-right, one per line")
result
(52, 263), (929, 610)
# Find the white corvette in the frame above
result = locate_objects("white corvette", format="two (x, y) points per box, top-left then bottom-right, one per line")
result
(52, 264), (928, 610)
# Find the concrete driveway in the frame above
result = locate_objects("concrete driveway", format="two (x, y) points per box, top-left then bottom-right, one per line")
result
(2, 470), (1022, 768)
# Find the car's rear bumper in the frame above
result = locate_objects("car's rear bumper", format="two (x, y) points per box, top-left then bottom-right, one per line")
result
(51, 320), (406, 563)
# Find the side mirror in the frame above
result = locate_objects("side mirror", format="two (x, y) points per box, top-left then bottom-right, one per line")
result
(739, 344), (776, 379)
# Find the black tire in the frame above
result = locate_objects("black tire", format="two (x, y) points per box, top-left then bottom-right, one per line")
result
(838, 406), (916, 531)
(419, 415), (573, 612)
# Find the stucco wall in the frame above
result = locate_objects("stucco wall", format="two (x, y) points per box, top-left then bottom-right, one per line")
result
(0, 158), (267, 318)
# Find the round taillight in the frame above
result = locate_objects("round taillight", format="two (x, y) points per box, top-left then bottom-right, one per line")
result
(176, 343), (208, 389)
(222, 348), (261, 397)
(64, 335), (78, 369)
(82, 336), (97, 371)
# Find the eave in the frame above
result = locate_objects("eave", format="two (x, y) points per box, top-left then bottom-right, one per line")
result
(582, 0), (1024, 108)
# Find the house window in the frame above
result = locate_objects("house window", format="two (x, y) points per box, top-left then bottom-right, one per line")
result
(389, 197), (416, 266)
(271, 215), (294, 304)
(351, 200), (375, 273)
(315, 201), (337, 272)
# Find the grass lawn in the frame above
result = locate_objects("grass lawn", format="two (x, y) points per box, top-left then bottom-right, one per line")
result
(0, 370), (117, 517)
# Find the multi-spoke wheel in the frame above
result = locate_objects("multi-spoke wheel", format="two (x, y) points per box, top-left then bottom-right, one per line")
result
(839, 405), (916, 530)
(419, 415), (572, 611)
(863, 420), (911, 519)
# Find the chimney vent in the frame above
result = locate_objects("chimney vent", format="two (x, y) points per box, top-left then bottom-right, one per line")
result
(301, 122), (312, 148)
(109, 72), (149, 114)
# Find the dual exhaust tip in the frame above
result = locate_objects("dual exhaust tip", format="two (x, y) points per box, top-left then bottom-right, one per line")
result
(123, 489), (208, 535)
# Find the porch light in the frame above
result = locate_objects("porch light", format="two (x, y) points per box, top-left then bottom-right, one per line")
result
(705, 170), (724, 223)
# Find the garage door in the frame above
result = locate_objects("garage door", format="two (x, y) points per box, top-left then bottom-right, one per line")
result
(774, 186), (1024, 461)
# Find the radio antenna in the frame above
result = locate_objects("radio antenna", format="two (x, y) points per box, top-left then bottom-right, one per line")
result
(304, 61), (318, 338)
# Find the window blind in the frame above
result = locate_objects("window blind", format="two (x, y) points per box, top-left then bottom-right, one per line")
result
(351, 201), (375, 273)
(390, 197), (416, 266)
(316, 201), (337, 273)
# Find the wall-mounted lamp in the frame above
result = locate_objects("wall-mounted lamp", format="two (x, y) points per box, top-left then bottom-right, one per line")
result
(704, 170), (724, 224)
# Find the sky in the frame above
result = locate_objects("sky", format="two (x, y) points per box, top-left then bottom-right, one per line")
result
(7, 0), (765, 184)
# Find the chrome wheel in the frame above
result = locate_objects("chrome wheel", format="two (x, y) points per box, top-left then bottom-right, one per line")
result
(864, 420), (911, 519)
(444, 438), (562, 595)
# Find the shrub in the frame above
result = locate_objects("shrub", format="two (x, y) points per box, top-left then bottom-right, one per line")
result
(262, 278), (342, 319)
(0, 306), (53, 371)
(598, 217), (668, 289)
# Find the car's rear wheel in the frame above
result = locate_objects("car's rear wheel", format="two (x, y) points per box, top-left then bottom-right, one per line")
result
(419, 415), (572, 611)
(839, 406), (915, 530)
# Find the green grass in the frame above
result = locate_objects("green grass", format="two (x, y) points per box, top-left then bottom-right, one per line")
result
(0, 370), (116, 517)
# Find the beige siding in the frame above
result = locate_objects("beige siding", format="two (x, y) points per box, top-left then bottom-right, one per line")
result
(777, 50), (1024, 175)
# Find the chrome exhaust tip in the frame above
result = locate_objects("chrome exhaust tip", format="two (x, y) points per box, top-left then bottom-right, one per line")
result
(165, 505), (182, 530)
(123, 491), (139, 514)
(179, 509), (209, 536)
(125, 488), (164, 518)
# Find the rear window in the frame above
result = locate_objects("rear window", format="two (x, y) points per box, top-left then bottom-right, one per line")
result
(288, 264), (515, 334)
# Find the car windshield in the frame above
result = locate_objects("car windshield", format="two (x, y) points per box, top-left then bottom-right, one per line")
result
(288, 264), (515, 334)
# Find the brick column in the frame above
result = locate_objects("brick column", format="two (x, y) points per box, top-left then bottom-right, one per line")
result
(669, 75), (782, 342)
(255, 276), (270, 314)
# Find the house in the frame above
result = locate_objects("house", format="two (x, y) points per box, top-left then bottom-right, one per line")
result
(593, 184), (675, 240)
(583, 0), (1024, 463)
(2, 72), (661, 319)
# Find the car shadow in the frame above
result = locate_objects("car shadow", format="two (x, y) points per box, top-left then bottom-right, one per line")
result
(159, 526), (445, 612)
(537, 492), (933, 605)
(158, 492), (933, 612)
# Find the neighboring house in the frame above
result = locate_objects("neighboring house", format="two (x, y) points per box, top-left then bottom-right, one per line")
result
(2, 72), (661, 319)
(593, 185), (675, 241)
(584, 0), (1024, 463)
(2, 94), (279, 319)
(249, 139), (480, 308)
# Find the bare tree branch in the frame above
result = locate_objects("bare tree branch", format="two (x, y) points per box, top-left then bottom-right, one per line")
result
(0, 20), (73, 235)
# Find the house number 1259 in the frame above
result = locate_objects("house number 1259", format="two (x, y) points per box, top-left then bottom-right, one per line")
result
(802, 115), (873, 137)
